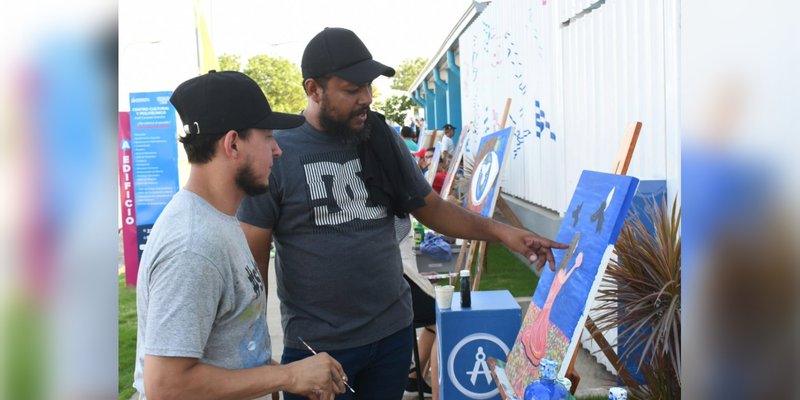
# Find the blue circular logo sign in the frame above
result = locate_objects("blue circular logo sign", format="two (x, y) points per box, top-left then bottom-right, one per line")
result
(470, 151), (499, 207)
(447, 333), (510, 399)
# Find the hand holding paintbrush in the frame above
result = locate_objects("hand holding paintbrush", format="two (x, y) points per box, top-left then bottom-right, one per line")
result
(298, 337), (356, 394)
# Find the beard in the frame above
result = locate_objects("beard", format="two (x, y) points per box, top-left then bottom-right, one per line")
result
(318, 94), (372, 143)
(235, 162), (269, 196)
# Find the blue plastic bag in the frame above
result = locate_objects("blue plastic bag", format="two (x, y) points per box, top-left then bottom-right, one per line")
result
(419, 231), (452, 261)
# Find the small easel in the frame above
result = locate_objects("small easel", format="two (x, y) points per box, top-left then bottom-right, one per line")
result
(423, 129), (440, 151)
(450, 98), (513, 289)
(489, 120), (643, 398)
(562, 120), (642, 389)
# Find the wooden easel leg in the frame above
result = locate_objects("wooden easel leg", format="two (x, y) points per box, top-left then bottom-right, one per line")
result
(565, 341), (582, 395)
(472, 241), (488, 291)
(451, 240), (470, 285)
(496, 196), (525, 230)
(584, 316), (639, 388)
(462, 240), (477, 282)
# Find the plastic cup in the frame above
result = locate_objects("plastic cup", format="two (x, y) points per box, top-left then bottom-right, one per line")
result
(608, 387), (627, 400)
(435, 285), (454, 309)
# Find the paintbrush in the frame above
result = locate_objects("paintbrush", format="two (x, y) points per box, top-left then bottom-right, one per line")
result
(557, 232), (581, 271)
(297, 336), (356, 394)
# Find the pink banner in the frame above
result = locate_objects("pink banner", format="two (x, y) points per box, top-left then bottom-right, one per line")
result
(118, 112), (139, 286)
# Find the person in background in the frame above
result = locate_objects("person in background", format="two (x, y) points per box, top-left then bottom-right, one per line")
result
(401, 125), (419, 152)
(133, 71), (346, 400)
(416, 147), (434, 175)
(439, 123), (456, 164)
(238, 27), (567, 399)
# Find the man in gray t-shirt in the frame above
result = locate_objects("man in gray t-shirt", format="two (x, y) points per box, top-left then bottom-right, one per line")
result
(238, 27), (567, 399)
(134, 71), (347, 399)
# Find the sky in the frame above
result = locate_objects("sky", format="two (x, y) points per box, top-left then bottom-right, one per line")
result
(208, 0), (474, 92)
(117, 0), (475, 105)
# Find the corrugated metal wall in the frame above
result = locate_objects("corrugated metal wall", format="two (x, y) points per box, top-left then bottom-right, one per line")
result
(460, 0), (677, 215)
(459, 0), (679, 374)
(562, 0), (669, 208)
(459, 0), (567, 213)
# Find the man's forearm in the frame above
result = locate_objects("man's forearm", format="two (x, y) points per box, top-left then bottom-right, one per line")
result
(412, 192), (505, 242)
(145, 359), (288, 400)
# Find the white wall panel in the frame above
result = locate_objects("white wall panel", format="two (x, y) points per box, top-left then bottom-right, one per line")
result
(460, 0), (566, 213)
(459, 0), (677, 213)
(562, 0), (669, 207)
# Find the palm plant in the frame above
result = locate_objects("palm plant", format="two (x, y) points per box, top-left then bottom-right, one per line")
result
(593, 196), (681, 399)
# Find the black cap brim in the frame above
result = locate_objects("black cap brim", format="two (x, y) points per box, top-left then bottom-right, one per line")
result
(332, 59), (396, 84)
(253, 112), (305, 130)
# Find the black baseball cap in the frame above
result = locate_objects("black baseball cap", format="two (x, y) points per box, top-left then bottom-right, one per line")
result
(442, 123), (456, 130)
(170, 70), (304, 136)
(301, 27), (395, 84)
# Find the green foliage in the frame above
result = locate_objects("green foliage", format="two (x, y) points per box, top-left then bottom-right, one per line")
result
(119, 274), (138, 399)
(243, 54), (305, 114)
(4, 299), (45, 400)
(218, 53), (242, 72)
(594, 197), (681, 399)
(373, 95), (415, 126)
(391, 57), (427, 91)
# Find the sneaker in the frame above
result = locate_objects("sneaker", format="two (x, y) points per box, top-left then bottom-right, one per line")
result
(404, 376), (433, 397)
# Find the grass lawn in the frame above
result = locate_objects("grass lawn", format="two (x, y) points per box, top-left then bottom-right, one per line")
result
(458, 242), (540, 297)
(118, 274), (137, 400)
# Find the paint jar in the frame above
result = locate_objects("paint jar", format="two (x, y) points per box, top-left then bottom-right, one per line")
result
(459, 269), (471, 308)
(413, 221), (425, 246)
(523, 358), (569, 400)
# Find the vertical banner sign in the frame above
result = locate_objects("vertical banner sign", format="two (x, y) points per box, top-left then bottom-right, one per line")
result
(126, 91), (180, 286)
(118, 112), (139, 286)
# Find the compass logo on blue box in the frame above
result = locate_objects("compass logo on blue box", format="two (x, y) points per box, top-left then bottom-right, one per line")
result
(447, 333), (510, 399)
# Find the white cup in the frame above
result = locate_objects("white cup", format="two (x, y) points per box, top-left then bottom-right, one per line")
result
(435, 285), (454, 309)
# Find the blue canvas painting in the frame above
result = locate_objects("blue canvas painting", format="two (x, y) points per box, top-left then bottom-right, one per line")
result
(464, 127), (513, 218)
(504, 170), (639, 394)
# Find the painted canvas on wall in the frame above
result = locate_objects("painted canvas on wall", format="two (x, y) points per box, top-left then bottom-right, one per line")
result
(464, 127), (513, 218)
(503, 170), (639, 397)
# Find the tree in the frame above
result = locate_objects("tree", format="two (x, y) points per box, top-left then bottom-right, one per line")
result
(218, 53), (241, 72)
(391, 57), (427, 91)
(373, 95), (415, 126)
(243, 54), (305, 114)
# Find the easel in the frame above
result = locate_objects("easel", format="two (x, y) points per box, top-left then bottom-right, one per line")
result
(423, 129), (440, 151)
(450, 98), (513, 288)
(562, 120), (641, 389)
(489, 120), (643, 398)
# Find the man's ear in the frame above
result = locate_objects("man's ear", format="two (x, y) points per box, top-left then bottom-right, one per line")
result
(219, 130), (240, 159)
(304, 78), (322, 104)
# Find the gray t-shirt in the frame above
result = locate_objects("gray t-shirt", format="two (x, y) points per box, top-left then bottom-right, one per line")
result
(133, 190), (270, 394)
(238, 121), (431, 350)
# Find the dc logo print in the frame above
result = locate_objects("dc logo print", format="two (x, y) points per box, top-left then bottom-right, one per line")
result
(470, 151), (499, 207)
(447, 333), (510, 399)
(303, 159), (386, 226)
